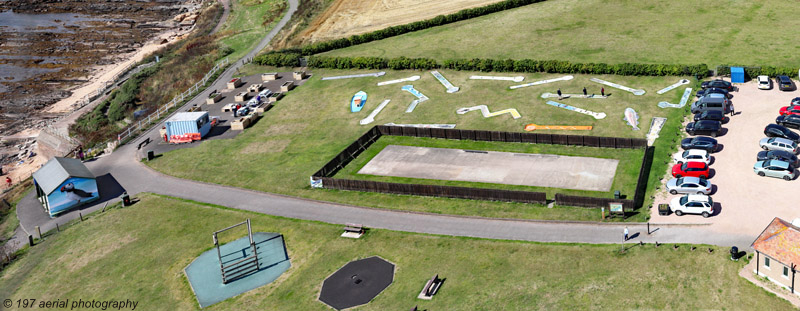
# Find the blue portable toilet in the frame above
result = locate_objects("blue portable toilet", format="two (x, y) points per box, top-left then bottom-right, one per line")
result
(32, 157), (99, 217)
(730, 67), (745, 83)
(164, 111), (211, 143)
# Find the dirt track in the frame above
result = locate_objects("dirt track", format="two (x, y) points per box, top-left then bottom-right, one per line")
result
(298, 0), (501, 43)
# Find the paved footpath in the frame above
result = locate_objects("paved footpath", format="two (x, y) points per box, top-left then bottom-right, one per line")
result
(11, 0), (752, 249)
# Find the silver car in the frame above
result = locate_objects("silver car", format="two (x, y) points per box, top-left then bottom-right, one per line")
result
(759, 137), (798, 154)
(753, 160), (796, 181)
(665, 177), (712, 195)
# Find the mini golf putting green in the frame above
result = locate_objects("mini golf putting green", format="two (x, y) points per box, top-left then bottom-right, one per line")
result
(185, 232), (290, 308)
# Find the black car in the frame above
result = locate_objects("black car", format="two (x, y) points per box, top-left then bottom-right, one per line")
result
(686, 120), (722, 137)
(701, 79), (734, 91)
(695, 87), (732, 99)
(777, 115), (800, 130)
(681, 137), (718, 153)
(792, 97), (800, 106)
(764, 123), (800, 143)
(777, 75), (796, 91)
(694, 111), (727, 123)
(757, 150), (799, 166)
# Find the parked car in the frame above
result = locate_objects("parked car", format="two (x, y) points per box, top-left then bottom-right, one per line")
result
(753, 160), (796, 181)
(691, 93), (729, 114)
(777, 75), (796, 91)
(764, 124), (800, 143)
(666, 177), (712, 195)
(669, 194), (714, 217)
(681, 137), (718, 153)
(686, 120), (722, 137)
(673, 149), (711, 165)
(695, 87), (732, 99)
(791, 97), (800, 106)
(693, 111), (727, 123)
(701, 79), (734, 91)
(776, 115), (800, 130)
(759, 137), (798, 153)
(757, 150), (799, 166)
(757, 75), (772, 90)
(671, 161), (710, 179)
(779, 106), (800, 116)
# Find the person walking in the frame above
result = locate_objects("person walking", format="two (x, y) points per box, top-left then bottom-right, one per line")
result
(601, 87), (605, 97)
(624, 227), (629, 241)
(729, 103), (735, 116)
(557, 88), (562, 99)
(583, 87), (587, 97)
(5, 177), (11, 189)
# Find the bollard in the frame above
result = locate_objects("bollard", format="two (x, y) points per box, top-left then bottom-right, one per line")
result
(28, 235), (34, 247)
(56, 223), (60, 232)
(35, 226), (41, 240)
(647, 222), (650, 235)
(79, 213), (83, 221)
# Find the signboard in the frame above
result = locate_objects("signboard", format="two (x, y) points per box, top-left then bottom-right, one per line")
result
(609, 202), (624, 214)
(310, 177), (323, 188)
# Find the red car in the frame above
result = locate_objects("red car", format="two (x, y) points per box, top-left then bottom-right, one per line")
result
(779, 106), (800, 116)
(671, 162), (710, 179)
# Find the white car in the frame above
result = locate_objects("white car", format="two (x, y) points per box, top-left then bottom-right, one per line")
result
(757, 75), (772, 90)
(669, 194), (714, 217)
(760, 137), (798, 154)
(672, 149), (710, 165)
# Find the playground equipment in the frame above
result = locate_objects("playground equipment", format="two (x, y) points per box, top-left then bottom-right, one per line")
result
(524, 124), (593, 131)
(360, 99), (391, 125)
(646, 117), (668, 146)
(540, 93), (607, 99)
(624, 108), (640, 130)
(384, 123), (456, 129)
(351, 91), (368, 112)
(456, 105), (521, 119)
(509, 75), (573, 89)
(590, 78), (646, 95)
(321, 72), (386, 80)
(377, 75), (420, 86)
(469, 75), (524, 82)
(544, 101), (606, 119)
(402, 85), (429, 113)
(657, 79), (691, 94)
(658, 88), (693, 108)
(431, 71), (459, 93)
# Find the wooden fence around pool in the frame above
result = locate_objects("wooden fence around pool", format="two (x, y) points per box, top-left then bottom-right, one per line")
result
(311, 125), (652, 210)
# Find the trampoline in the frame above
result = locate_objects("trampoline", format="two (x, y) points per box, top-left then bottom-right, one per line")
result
(184, 232), (290, 308)
(319, 256), (395, 310)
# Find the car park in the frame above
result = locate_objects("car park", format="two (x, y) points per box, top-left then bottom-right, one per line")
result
(671, 161), (710, 179)
(776, 115), (800, 130)
(757, 150), (799, 166)
(777, 75), (796, 91)
(666, 177), (712, 195)
(673, 149), (711, 165)
(779, 106), (800, 116)
(669, 194), (714, 217)
(753, 160), (796, 181)
(695, 87), (732, 99)
(701, 79), (733, 91)
(757, 75), (772, 90)
(686, 120), (722, 137)
(693, 111), (726, 123)
(764, 124), (800, 143)
(759, 137), (798, 153)
(681, 137), (718, 153)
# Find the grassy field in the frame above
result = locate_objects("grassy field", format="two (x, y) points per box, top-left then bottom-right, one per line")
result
(336, 136), (644, 199)
(0, 194), (792, 310)
(322, 0), (800, 68)
(147, 66), (688, 221)
(217, 0), (288, 60)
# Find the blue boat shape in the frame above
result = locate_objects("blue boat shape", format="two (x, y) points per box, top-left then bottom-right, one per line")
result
(351, 91), (367, 112)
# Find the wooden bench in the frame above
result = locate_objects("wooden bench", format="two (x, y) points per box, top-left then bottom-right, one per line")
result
(418, 274), (442, 300)
(343, 224), (364, 233)
(137, 137), (151, 150)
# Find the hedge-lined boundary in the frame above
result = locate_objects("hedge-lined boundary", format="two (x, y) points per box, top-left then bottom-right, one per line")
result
(716, 65), (798, 78)
(299, 0), (547, 55)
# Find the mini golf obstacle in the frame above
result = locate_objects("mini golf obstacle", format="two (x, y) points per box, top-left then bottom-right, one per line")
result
(456, 105), (521, 119)
(402, 85), (429, 113)
(321, 72), (386, 80)
(545, 100), (606, 119)
(624, 108), (640, 130)
(646, 117), (668, 146)
(431, 71), (459, 93)
(509, 75), (573, 89)
(384, 123), (456, 129)
(658, 88), (693, 108)
(590, 78), (646, 95)
(524, 123), (593, 131)
(319, 256), (395, 310)
(656, 79), (691, 94)
(469, 75), (524, 82)
(540, 93), (607, 99)
(350, 91), (367, 113)
(377, 75), (420, 86)
(360, 99), (391, 125)
(185, 219), (290, 308)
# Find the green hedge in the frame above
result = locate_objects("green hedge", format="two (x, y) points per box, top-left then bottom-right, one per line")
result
(716, 65), (797, 78)
(299, 0), (546, 55)
(253, 51), (302, 67)
(306, 56), (439, 70)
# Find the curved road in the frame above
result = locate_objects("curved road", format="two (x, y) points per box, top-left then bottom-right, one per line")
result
(13, 0), (752, 249)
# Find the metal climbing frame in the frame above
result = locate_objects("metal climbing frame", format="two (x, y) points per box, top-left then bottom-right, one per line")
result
(213, 219), (259, 284)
